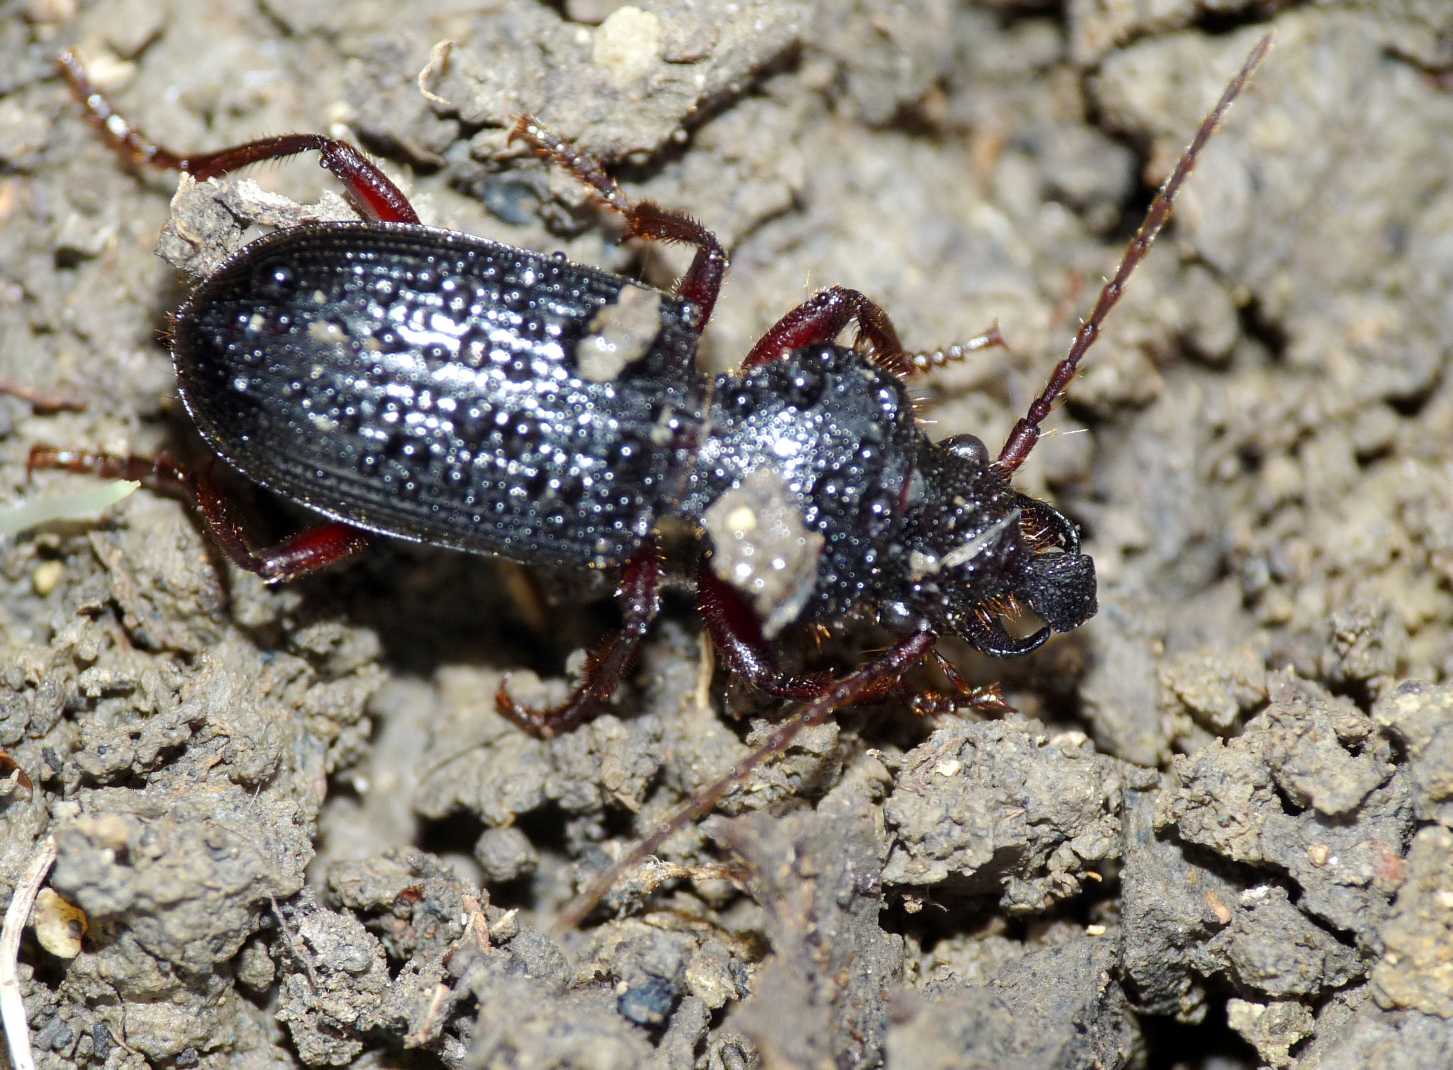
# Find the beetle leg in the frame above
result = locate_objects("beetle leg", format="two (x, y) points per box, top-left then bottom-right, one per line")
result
(742, 286), (910, 375)
(903, 652), (1013, 717)
(26, 446), (368, 582)
(699, 567), (975, 716)
(28, 445), (189, 494)
(495, 541), (663, 738)
(58, 50), (419, 224)
(0, 380), (86, 413)
(511, 116), (728, 330)
(190, 476), (370, 582)
(696, 567), (832, 700)
(745, 287), (1007, 379)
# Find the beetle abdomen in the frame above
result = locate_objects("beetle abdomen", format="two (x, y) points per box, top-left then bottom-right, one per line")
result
(173, 222), (705, 567)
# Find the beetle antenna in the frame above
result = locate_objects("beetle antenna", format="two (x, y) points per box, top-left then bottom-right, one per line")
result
(554, 629), (938, 931)
(994, 33), (1272, 476)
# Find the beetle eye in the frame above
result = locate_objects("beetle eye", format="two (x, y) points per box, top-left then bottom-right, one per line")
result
(939, 433), (989, 469)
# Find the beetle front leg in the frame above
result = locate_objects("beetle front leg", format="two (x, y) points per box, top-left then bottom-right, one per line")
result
(742, 286), (908, 374)
(895, 651), (1013, 717)
(699, 567), (958, 713)
(27, 446), (368, 582)
(744, 287), (1007, 379)
(495, 540), (663, 738)
(696, 567), (831, 701)
(511, 117), (728, 330)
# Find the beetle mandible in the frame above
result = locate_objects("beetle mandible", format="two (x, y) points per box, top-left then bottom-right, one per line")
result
(38, 39), (1269, 923)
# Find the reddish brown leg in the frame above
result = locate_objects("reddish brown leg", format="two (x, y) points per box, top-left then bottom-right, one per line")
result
(58, 50), (419, 224)
(744, 287), (1010, 380)
(700, 566), (994, 714)
(901, 651), (1012, 717)
(556, 628), (938, 929)
(995, 35), (1271, 476)
(742, 286), (909, 375)
(495, 540), (663, 738)
(510, 116), (728, 330)
(27, 446), (367, 583)
(696, 567), (830, 701)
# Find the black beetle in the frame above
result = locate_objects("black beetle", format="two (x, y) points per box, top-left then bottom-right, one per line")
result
(39, 39), (1269, 922)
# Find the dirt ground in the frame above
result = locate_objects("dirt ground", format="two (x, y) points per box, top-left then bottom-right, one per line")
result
(3, 1), (1453, 1067)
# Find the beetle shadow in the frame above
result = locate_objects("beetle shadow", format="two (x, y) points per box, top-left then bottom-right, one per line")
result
(209, 495), (618, 682)
(332, 539), (616, 679)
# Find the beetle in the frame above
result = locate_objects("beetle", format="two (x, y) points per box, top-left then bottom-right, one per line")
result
(38, 39), (1269, 923)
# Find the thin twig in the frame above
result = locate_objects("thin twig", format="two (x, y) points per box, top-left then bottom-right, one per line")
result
(2, 836), (58, 1070)
(0, 381), (86, 413)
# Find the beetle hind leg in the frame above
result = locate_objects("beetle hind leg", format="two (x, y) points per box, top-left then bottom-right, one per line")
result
(58, 50), (419, 224)
(27, 446), (368, 582)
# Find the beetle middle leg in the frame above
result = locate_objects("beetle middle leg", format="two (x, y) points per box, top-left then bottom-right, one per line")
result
(27, 447), (368, 583)
(510, 117), (729, 330)
(58, 51), (419, 224)
(494, 540), (663, 738)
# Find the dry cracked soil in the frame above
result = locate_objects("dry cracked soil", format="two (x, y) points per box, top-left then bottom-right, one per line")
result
(3, 1), (1453, 1068)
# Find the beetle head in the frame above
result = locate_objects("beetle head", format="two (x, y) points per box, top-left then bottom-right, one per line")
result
(880, 432), (1096, 655)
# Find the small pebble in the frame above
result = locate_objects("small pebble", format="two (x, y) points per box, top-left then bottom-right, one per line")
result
(32, 560), (64, 596)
